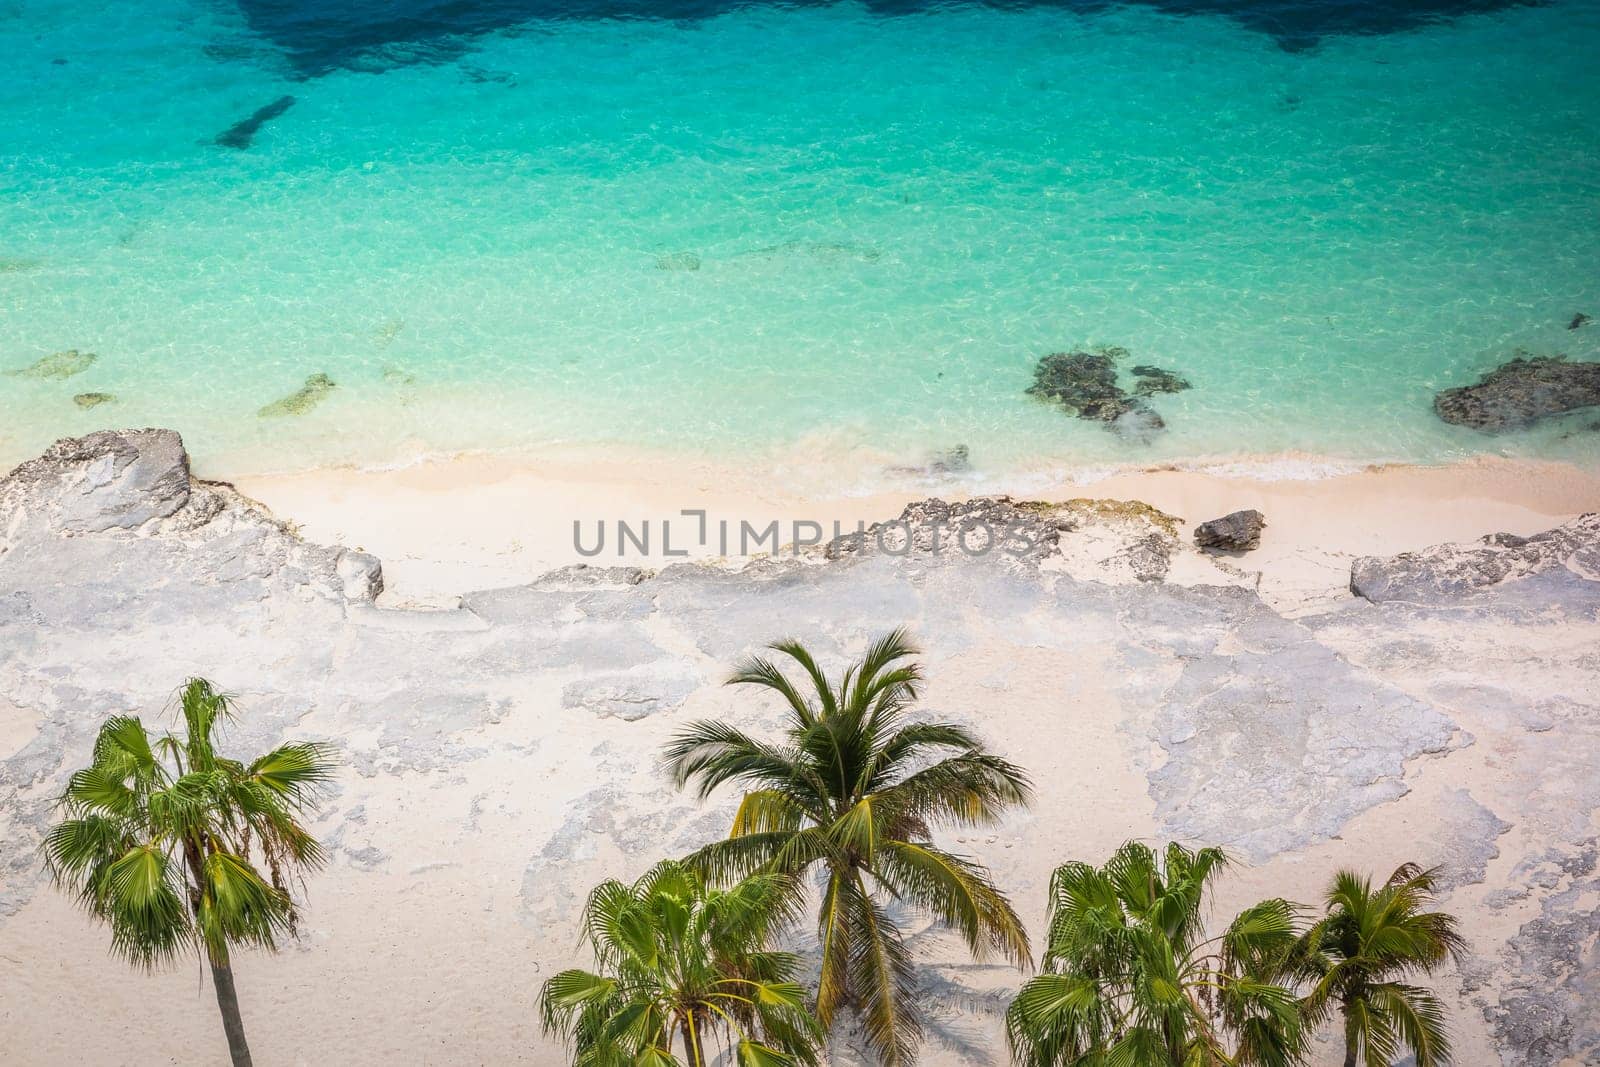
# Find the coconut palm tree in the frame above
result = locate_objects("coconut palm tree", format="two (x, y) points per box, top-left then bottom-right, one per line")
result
(539, 859), (823, 1067)
(1005, 841), (1306, 1067)
(664, 629), (1032, 1065)
(1297, 864), (1465, 1067)
(43, 679), (333, 1067)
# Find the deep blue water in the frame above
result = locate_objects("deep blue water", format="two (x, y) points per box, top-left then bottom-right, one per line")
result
(238, 0), (1541, 75)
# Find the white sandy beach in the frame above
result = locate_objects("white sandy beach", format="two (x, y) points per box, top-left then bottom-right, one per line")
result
(234, 449), (1600, 607)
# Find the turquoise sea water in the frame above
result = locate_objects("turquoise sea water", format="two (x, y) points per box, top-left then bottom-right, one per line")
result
(2, 0), (1598, 479)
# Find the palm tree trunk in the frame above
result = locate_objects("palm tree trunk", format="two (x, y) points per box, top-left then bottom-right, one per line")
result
(1342, 1001), (1359, 1067)
(209, 950), (254, 1067)
(680, 1015), (706, 1067)
(183, 836), (253, 1067)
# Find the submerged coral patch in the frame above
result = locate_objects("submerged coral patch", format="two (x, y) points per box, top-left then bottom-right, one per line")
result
(6, 350), (97, 380)
(259, 373), (337, 417)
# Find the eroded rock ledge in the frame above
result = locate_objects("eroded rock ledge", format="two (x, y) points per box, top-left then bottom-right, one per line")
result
(1350, 513), (1600, 604)
(0, 428), (382, 605)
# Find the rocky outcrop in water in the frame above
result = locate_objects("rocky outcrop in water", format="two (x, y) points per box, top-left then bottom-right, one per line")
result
(1130, 364), (1191, 396)
(1194, 509), (1265, 552)
(1027, 349), (1188, 439)
(260, 372), (337, 417)
(1349, 513), (1600, 603)
(1434, 355), (1600, 432)
(1027, 350), (1131, 420)
(6, 350), (96, 380)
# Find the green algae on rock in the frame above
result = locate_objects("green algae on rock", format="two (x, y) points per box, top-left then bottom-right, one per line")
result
(6, 349), (98, 380)
(259, 373), (337, 417)
(73, 392), (116, 409)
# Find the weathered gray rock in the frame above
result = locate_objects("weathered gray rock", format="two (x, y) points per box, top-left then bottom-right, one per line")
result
(822, 495), (1066, 565)
(1349, 514), (1600, 603)
(336, 550), (384, 601)
(1194, 509), (1266, 551)
(0, 428), (191, 535)
(1434, 355), (1600, 432)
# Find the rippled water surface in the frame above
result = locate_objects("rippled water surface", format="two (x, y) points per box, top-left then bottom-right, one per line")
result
(2, 0), (1598, 476)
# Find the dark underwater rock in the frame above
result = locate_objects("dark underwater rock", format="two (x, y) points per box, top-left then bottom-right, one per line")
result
(1027, 351), (1136, 421)
(1194, 509), (1266, 552)
(6, 350), (97, 380)
(215, 94), (296, 150)
(1434, 355), (1600, 432)
(1130, 365), (1192, 396)
(259, 373), (337, 417)
(1569, 312), (1591, 330)
(72, 392), (115, 409)
(1028, 349), (1184, 440)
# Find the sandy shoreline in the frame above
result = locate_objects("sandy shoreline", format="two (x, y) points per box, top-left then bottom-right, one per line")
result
(232, 448), (1600, 607)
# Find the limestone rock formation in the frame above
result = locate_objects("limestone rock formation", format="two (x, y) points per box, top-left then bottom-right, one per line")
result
(1349, 513), (1600, 603)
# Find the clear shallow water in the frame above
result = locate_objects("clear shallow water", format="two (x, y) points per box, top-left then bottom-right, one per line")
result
(2, 0), (1598, 478)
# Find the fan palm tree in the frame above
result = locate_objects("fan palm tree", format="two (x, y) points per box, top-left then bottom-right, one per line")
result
(43, 679), (333, 1067)
(1297, 864), (1465, 1067)
(1005, 841), (1306, 1067)
(539, 859), (823, 1067)
(664, 629), (1033, 1065)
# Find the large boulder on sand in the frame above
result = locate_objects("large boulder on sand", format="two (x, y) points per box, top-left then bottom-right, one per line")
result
(1434, 355), (1600, 432)
(1194, 509), (1266, 551)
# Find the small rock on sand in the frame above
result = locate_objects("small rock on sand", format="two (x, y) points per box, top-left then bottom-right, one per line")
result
(1194, 509), (1266, 551)
(73, 392), (116, 409)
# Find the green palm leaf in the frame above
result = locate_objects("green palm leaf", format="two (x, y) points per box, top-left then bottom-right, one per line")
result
(667, 631), (1031, 1065)
(45, 679), (334, 1066)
